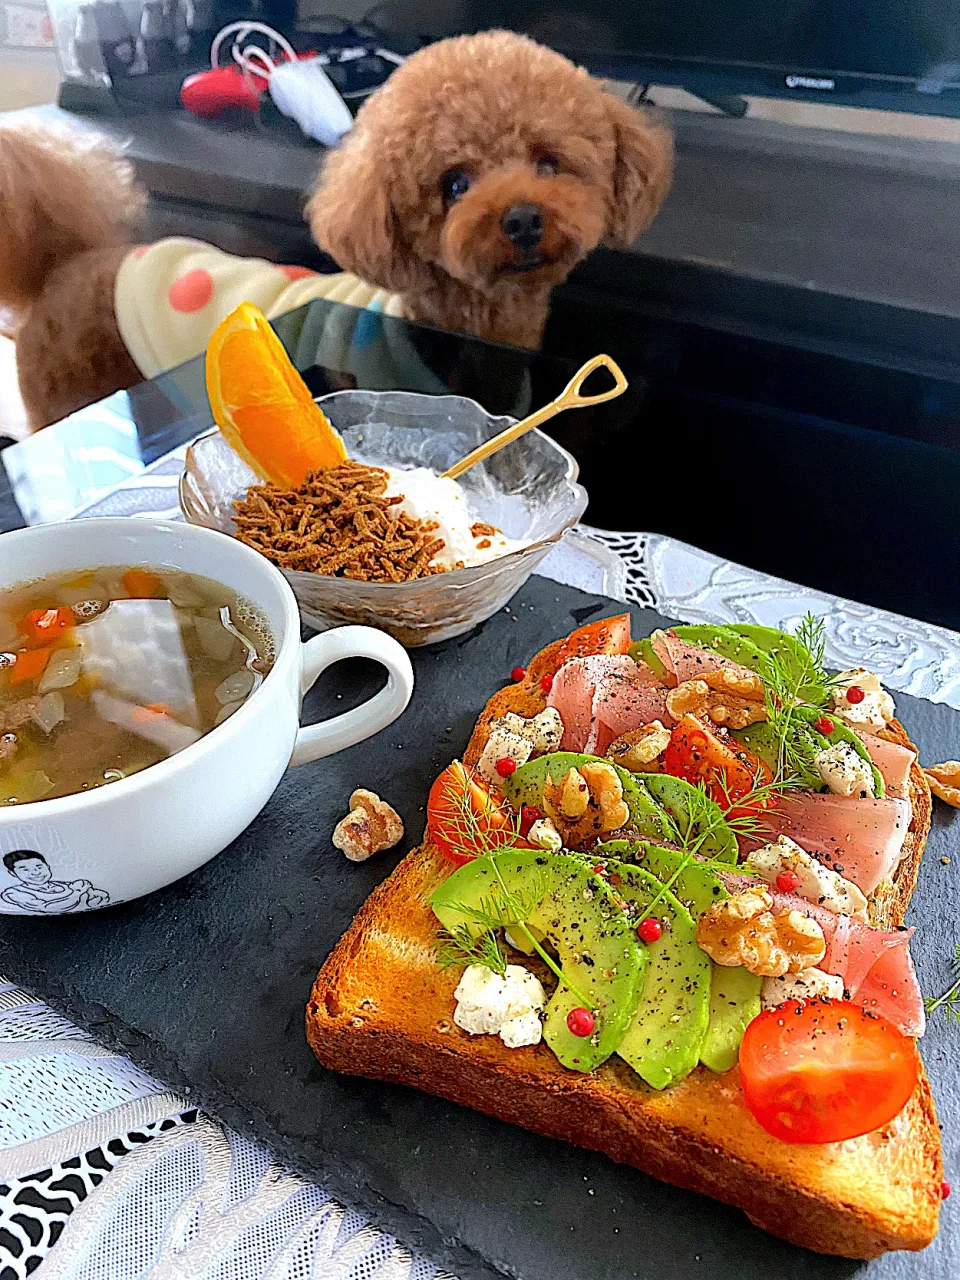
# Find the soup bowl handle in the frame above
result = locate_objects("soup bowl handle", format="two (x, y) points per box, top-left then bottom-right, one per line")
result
(289, 626), (414, 766)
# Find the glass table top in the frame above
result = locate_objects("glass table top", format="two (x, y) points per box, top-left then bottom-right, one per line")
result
(3, 293), (960, 631)
(0, 299), (593, 533)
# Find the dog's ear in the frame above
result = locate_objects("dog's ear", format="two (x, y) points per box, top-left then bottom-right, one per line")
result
(602, 96), (673, 248)
(306, 132), (418, 295)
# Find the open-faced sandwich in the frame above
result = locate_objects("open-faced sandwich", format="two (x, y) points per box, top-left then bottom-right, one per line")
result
(307, 613), (942, 1258)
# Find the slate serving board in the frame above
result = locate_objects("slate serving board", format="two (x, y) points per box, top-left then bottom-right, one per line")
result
(0, 576), (957, 1280)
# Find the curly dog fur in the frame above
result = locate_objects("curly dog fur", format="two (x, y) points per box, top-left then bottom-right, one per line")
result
(307, 32), (672, 348)
(0, 31), (671, 429)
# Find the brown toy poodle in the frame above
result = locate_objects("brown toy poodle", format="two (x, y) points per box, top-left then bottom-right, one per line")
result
(0, 30), (672, 430)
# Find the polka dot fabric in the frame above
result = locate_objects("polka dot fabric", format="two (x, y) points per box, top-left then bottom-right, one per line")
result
(167, 269), (214, 314)
(277, 265), (318, 282)
(114, 238), (400, 382)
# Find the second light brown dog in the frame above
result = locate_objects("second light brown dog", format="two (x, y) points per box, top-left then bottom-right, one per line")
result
(0, 31), (672, 429)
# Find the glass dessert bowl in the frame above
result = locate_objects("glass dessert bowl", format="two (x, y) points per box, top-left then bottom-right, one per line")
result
(180, 390), (588, 646)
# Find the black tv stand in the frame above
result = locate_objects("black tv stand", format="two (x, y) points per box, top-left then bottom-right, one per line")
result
(684, 90), (749, 117)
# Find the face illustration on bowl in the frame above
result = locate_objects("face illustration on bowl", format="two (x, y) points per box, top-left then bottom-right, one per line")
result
(1, 849), (110, 914)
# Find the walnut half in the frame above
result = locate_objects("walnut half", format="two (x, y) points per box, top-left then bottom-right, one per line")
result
(666, 668), (767, 730)
(332, 789), (404, 862)
(925, 761), (960, 808)
(607, 720), (671, 772)
(695, 889), (826, 977)
(542, 762), (629, 846)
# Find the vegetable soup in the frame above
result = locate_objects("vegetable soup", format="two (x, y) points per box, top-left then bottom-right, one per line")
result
(0, 566), (274, 805)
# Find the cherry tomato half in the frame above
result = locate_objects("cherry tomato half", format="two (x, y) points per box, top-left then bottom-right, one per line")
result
(554, 613), (631, 670)
(662, 714), (771, 818)
(426, 761), (523, 866)
(739, 998), (918, 1144)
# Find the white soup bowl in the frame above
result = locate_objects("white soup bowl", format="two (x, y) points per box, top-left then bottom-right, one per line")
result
(0, 518), (414, 913)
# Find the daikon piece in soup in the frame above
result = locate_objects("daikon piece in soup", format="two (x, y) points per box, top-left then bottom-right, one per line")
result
(0, 566), (274, 805)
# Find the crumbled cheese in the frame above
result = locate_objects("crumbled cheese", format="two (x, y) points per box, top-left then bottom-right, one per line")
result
(453, 963), (545, 1047)
(761, 967), (844, 1009)
(476, 708), (564, 786)
(829, 667), (895, 732)
(814, 741), (875, 798)
(834, 666), (884, 693)
(528, 816), (563, 852)
(745, 834), (867, 919)
(498, 708), (564, 755)
(477, 726), (534, 786)
(500, 1010), (543, 1048)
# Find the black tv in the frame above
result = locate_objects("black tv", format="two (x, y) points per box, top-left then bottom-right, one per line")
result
(379, 1), (960, 117)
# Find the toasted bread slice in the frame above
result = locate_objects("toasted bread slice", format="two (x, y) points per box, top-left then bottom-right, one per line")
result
(307, 635), (940, 1259)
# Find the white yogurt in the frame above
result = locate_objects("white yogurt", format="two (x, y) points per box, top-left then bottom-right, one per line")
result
(381, 467), (523, 569)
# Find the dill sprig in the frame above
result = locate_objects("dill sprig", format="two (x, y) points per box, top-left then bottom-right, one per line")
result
(631, 773), (799, 926)
(436, 923), (507, 976)
(759, 613), (841, 781)
(432, 766), (593, 1008)
(445, 882), (548, 930)
(794, 613), (832, 700)
(923, 943), (960, 1027)
(674, 772), (801, 858)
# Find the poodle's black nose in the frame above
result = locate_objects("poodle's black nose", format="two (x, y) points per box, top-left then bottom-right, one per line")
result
(501, 204), (544, 250)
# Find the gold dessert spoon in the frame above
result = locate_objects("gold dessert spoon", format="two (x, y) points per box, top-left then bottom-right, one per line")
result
(441, 353), (628, 480)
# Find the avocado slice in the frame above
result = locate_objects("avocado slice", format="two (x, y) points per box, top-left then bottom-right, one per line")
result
(734, 708), (884, 797)
(596, 838), (761, 1071)
(609, 861), (711, 1088)
(701, 966), (762, 1073)
(668, 624), (768, 674)
(723, 623), (810, 677)
(628, 636), (668, 679)
(597, 839), (726, 914)
(503, 752), (679, 843)
(639, 774), (739, 863)
(724, 623), (838, 703)
(798, 706), (884, 796)
(630, 625), (769, 678)
(431, 850), (645, 1072)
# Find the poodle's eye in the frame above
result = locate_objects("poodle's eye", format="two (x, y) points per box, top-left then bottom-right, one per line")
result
(535, 155), (559, 177)
(441, 169), (471, 206)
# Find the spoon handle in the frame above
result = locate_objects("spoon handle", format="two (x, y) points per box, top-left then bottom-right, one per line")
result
(441, 354), (628, 481)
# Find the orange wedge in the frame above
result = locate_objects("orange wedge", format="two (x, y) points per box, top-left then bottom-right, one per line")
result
(205, 302), (346, 488)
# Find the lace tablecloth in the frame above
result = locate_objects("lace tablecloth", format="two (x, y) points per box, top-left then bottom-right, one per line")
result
(2, 446), (959, 1279)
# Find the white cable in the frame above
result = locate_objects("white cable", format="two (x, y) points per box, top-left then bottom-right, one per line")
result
(234, 44), (277, 80)
(209, 20), (296, 73)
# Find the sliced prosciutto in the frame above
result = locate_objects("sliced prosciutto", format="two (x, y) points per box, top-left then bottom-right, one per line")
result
(547, 656), (671, 754)
(548, 655), (637, 752)
(768, 891), (924, 1037)
(856, 942), (926, 1036)
(853, 728), (916, 798)
(753, 791), (911, 896)
(589, 663), (671, 753)
(652, 630), (756, 686)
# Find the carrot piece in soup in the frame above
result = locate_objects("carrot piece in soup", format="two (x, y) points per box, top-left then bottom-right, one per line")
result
(10, 648), (52, 685)
(122, 569), (164, 598)
(17, 606), (74, 647)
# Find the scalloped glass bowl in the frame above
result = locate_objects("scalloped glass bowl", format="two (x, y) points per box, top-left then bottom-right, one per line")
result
(179, 390), (588, 646)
